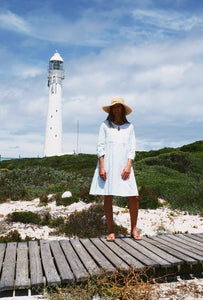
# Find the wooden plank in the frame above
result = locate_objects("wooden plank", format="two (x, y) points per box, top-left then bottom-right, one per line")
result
(60, 240), (88, 281)
(29, 241), (44, 287)
(0, 244), (6, 272)
(189, 234), (203, 243)
(177, 234), (203, 250)
(141, 237), (183, 265)
(40, 240), (61, 286)
(120, 237), (171, 268)
(70, 239), (102, 276)
(15, 242), (29, 289)
(102, 238), (146, 270)
(195, 233), (203, 237)
(150, 236), (197, 264)
(80, 238), (116, 273)
(157, 235), (203, 262)
(91, 238), (129, 272)
(166, 235), (203, 255)
(50, 240), (74, 282)
(0, 242), (17, 292)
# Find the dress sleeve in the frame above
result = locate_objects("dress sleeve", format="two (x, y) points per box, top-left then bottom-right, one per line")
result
(128, 124), (136, 161)
(97, 122), (106, 158)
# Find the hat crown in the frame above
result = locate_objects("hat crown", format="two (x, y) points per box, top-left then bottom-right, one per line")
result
(111, 97), (124, 106)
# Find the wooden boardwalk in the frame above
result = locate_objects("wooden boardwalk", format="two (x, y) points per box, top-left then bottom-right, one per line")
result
(0, 233), (203, 293)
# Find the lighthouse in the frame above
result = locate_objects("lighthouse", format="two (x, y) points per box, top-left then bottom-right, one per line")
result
(44, 51), (65, 157)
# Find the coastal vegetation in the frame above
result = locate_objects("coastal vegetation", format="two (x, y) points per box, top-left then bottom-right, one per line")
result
(0, 140), (202, 214)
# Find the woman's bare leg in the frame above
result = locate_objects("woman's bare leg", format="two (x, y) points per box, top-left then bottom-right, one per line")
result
(129, 196), (142, 240)
(104, 195), (115, 241)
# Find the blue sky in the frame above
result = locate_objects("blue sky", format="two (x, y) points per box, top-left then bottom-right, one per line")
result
(0, 0), (203, 157)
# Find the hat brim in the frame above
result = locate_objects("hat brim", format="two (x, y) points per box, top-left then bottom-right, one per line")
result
(102, 104), (132, 115)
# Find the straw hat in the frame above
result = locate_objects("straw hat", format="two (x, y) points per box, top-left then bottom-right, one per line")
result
(102, 97), (132, 115)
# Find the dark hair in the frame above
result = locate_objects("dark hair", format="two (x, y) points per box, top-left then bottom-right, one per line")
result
(107, 104), (129, 127)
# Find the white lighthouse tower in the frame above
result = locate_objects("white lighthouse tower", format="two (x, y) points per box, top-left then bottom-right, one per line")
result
(44, 51), (65, 157)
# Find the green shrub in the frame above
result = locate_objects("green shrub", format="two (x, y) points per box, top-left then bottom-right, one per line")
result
(6, 210), (65, 229)
(41, 212), (52, 226)
(143, 151), (191, 173)
(56, 195), (79, 206)
(0, 167), (72, 202)
(51, 216), (65, 228)
(0, 230), (22, 243)
(0, 230), (37, 243)
(39, 192), (49, 205)
(135, 165), (202, 213)
(139, 184), (159, 209)
(180, 140), (203, 152)
(7, 211), (41, 224)
(113, 197), (129, 208)
(63, 203), (128, 238)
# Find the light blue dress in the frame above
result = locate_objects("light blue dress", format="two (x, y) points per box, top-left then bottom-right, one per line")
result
(90, 120), (139, 197)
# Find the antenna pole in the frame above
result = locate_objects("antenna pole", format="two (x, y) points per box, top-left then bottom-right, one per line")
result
(77, 120), (79, 154)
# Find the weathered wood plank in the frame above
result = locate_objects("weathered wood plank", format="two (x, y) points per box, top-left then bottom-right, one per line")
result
(29, 241), (44, 288)
(60, 240), (88, 281)
(0, 244), (6, 273)
(15, 242), (29, 289)
(119, 237), (171, 268)
(91, 238), (129, 272)
(80, 238), (116, 273)
(50, 240), (74, 282)
(149, 236), (197, 264)
(102, 238), (145, 270)
(177, 234), (203, 250)
(141, 237), (183, 265)
(157, 235), (203, 262)
(70, 239), (101, 276)
(165, 235), (203, 255)
(40, 240), (61, 286)
(0, 242), (17, 292)
(189, 234), (203, 243)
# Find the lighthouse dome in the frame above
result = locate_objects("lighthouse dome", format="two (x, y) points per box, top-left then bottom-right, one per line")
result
(50, 51), (64, 62)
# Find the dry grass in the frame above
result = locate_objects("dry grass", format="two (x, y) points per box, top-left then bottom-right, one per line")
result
(45, 269), (203, 300)
(46, 268), (157, 300)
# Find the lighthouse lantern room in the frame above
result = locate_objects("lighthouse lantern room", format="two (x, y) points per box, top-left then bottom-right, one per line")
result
(44, 51), (65, 157)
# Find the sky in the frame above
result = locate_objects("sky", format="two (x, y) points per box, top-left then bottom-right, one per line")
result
(0, 0), (203, 158)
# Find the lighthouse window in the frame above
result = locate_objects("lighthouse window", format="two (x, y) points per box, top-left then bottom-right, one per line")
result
(51, 115), (53, 118)
(50, 127), (52, 130)
(56, 109), (58, 112)
(55, 134), (57, 137)
(53, 61), (60, 70)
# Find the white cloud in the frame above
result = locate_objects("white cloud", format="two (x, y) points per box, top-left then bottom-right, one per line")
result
(132, 9), (203, 32)
(0, 10), (31, 34)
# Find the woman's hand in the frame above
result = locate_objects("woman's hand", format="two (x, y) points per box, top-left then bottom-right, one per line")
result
(121, 159), (133, 180)
(99, 167), (107, 181)
(99, 155), (107, 181)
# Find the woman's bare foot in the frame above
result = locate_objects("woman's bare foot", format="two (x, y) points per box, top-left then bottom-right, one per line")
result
(106, 233), (115, 242)
(131, 230), (142, 240)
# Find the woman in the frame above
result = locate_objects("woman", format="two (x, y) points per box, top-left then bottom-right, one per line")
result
(90, 97), (141, 242)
